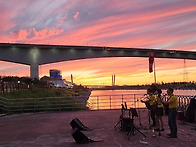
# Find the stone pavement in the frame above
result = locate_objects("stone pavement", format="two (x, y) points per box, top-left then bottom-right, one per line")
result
(0, 109), (196, 147)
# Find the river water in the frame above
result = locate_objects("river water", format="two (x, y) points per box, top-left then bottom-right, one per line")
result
(87, 89), (195, 110)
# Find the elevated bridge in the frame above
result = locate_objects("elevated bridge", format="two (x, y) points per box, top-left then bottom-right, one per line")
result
(0, 43), (196, 79)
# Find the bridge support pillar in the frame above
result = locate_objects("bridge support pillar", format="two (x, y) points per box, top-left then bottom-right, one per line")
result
(30, 63), (39, 79)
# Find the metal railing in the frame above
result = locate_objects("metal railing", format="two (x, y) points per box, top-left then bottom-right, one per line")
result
(0, 94), (194, 113)
(176, 95), (194, 111)
(87, 94), (195, 110)
(0, 83), (29, 93)
(87, 94), (144, 110)
(0, 96), (88, 114)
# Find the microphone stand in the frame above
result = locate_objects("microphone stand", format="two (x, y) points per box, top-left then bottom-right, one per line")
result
(137, 98), (142, 126)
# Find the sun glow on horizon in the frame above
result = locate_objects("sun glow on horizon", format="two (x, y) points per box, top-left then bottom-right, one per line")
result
(1, 57), (195, 86)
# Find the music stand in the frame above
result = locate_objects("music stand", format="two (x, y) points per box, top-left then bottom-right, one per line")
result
(130, 108), (138, 118)
(128, 108), (146, 139)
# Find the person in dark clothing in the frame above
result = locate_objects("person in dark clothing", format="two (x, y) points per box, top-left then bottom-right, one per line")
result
(162, 87), (178, 138)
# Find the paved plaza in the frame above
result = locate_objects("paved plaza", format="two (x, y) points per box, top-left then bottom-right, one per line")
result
(0, 109), (196, 147)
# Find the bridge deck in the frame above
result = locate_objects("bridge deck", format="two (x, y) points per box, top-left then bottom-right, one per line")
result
(1, 43), (196, 79)
(0, 110), (195, 147)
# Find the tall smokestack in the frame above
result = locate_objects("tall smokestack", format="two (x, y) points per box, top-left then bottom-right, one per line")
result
(71, 74), (73, 84)
(112, 75), (113, 86)
(114, 74), (115, 86)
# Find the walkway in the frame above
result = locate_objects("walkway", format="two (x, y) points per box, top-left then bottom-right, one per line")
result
(0, 110), (195, 147)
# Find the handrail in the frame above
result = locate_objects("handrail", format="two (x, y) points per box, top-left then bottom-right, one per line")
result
(0, 94), (194, 113)
(88, 94), (194, 110)
(0, 95), (88, 114)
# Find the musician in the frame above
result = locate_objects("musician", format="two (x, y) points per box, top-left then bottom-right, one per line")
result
(141, 88), (156, 127)
(154, 89), (164, 132)
(162, 87), (178, 138)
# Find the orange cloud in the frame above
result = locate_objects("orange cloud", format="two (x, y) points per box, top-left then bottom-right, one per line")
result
(38, 57), (196, 85)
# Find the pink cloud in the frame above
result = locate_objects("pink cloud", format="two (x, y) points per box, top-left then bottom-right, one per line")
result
(57, 14), (68, 26)
(73, 11), (80, 19)
(0, 0), (196, 85)
(0, 61), (29, 77)
(11, 27), (64, 41)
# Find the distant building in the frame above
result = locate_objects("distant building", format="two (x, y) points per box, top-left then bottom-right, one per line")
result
(50, 79), (67, 88)
(64, 81), (74, 89)
(41, 69), (74, 88)
(49, 69), (62, 79)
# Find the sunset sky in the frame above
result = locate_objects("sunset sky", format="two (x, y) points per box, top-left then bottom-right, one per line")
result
(0, 0), (196, 86)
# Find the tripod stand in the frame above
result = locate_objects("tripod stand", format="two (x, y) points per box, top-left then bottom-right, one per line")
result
(127, 108), (146, 140)
(137, 98), (143, 126)
(114, 104), (125, 130)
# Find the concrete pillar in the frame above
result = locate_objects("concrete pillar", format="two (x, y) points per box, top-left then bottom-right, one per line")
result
(30, 64), (39, 79)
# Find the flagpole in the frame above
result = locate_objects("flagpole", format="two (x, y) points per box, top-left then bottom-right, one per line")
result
(153, 60), (156, 83)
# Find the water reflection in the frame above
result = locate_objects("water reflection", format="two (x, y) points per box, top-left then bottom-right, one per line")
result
(87, 89), (195, 110)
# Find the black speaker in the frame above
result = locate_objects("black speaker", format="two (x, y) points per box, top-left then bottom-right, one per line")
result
(71, 128), (90, 144)
(70, 118), (93, 131)
(186, 98), (196, 122)
(71, 128), (103, 144)
(121, 117), (133, 131)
